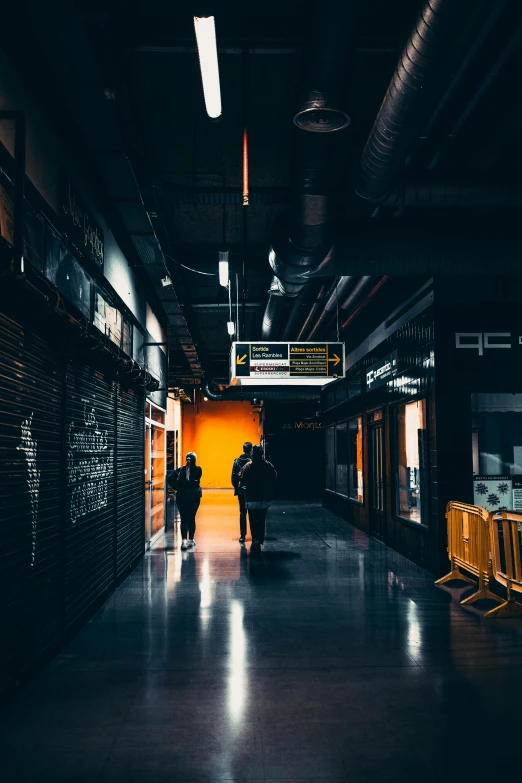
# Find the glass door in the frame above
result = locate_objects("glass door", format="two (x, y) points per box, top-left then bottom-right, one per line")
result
(144, 402), (166, 549)
(150, 424), (166, 539)
(368, 412), (385, 541)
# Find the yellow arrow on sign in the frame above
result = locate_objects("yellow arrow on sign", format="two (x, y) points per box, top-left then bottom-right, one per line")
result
(236, 354), (247, 365)
(328, 353), (341, 367)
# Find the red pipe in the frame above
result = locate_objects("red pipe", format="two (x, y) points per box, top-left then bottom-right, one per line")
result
(242, 127), (249, 207)
(341, 276), (389, 329)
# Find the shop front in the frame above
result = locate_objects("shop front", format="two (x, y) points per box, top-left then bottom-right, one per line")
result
(144, 400), (167, 549)
(322, 287), (437, 572)
(322, 278), (522, 575)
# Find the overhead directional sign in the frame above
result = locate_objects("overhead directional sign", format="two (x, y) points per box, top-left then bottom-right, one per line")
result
(230, 342), (345, 386)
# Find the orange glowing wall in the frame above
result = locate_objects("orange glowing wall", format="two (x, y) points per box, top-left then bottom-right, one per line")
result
(182, 400), (262, 488)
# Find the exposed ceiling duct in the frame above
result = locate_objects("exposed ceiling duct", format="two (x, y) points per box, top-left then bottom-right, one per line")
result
(306, 276), (353, 340)
(296, 282), (327, 341)
(355, 0), (465, 203)
(341, 277), (389, 329)
(261, 1), (352, 339)
(304, 275), (373, 340)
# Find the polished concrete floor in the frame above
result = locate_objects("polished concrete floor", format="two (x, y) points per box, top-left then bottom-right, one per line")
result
(2, 490), (522, 782)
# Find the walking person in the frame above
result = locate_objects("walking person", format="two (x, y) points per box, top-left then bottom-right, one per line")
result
(167, 452), (202, 550)
(240, 445), (277, 554)
(231, 441), (253, 546)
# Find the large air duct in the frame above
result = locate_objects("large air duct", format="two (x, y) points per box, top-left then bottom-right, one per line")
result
(356, 0), (464, 203)
(306, 276), (353, 340)
(262, 2), (352, 339)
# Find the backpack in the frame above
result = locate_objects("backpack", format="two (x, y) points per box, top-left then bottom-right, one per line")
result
(232, 455), (251, 491)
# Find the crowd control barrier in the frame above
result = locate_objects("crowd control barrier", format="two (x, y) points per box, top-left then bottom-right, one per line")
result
(483, 511), (522, 618)
(435, 502), (502, 607)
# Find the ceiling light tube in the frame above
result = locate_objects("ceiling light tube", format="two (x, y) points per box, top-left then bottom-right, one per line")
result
(194, 15), (222, 119)
(227, 321), (235, 336)
(218, 250), (229, 287)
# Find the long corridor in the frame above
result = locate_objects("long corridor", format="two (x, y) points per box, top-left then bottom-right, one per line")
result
(2, 491), (522, 782)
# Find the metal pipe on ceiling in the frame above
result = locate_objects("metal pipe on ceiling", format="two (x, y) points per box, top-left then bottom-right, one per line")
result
(341, 275), (388, 329)
(427, 16), (522, 170)
(241, 46), (249, 339)
(408, 0), (507, 170)
(296, 282), (327, 341)
(306, 276), (353, 340)
(355, 0), (466, 203)
(341, 277), (389, 330)
(340, 276), (372, 310)
(281, 279), (323, 341)
(262, 0), (353, 340)
(307, 275), (374, 341)
(261, 278), (285, 339)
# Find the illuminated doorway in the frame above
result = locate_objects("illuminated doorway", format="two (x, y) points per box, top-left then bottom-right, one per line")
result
(145, 401), (166, 549)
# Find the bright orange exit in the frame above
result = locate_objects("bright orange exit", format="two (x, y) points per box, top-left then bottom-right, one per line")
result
(182, 400), (261, 488)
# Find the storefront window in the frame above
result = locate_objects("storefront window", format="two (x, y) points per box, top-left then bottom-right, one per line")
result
(348, 372), (361, 400)
(325, 426), (335, 491)
(472, 394), (522, 512)
(348, 416), (364, 502)
(396, 399), (427, 524)
(336, 423), (348, 496)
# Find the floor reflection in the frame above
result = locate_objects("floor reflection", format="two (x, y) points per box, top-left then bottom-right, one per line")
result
(3, 491), (522, 782)
(228, 600), (247, 724)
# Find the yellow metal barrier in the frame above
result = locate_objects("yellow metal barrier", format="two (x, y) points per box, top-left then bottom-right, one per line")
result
(435, 501), (502, 606)
(484, 511), (522, 618)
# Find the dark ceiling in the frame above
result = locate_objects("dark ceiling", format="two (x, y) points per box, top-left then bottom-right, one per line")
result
(5, 0), (522, 386)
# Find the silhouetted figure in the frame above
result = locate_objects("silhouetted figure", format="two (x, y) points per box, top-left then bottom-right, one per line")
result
(231, 441), (253, 545)
(168, 452), (202, 550)
(240, 445), (277, 554)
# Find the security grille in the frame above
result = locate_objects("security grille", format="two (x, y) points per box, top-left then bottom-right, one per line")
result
(0, 313), (63, 693)
(116, 382), (145, 578)
(64, 364), (116, 629)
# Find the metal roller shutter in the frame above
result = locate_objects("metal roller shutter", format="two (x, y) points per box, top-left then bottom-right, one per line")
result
(0, 313), (63, 694)
(64, 364), (116, 629)
(116, 382), (145, 578)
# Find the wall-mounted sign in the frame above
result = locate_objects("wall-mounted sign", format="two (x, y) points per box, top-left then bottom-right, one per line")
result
(366, 351), (398, 391)
(230, 342), (345, 386)
(473, 475), (513, 511)
(281, 421), (322, 430)
(61, 177), (104, 269)
(455, 333), (513, 356)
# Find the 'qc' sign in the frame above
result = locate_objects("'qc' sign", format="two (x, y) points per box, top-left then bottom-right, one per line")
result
(455, 333), (522, 356)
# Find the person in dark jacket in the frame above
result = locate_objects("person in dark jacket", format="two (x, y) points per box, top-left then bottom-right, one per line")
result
(240, 445), (277, 553)
(231, 441), (253, 545)
(167, 452), (202, 550)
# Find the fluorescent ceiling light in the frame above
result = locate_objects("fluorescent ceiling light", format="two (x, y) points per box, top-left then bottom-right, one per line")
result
(227, 321), (235, 335)
(194, 16), (222, 119)
(218, 252), (229, 287)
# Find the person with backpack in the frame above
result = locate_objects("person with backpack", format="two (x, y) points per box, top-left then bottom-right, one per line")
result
(167, 452), (202, 550)
(231, 441), (252, 545)
(240, 445), (277, 553)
